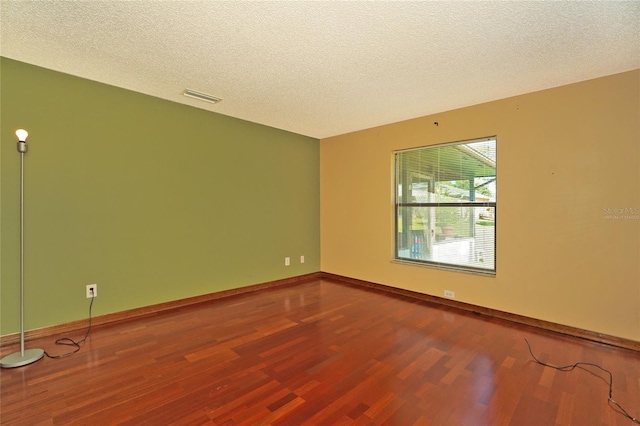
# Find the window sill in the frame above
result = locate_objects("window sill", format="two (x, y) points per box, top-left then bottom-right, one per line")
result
(391, 258), (496, 277)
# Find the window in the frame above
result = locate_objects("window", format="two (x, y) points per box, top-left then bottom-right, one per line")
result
(394, 137), (496, 274)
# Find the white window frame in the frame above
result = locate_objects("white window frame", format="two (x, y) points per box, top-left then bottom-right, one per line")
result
(394, 137), (497, 275)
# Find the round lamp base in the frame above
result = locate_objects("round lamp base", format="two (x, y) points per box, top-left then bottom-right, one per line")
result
(0, 348), (44, 368)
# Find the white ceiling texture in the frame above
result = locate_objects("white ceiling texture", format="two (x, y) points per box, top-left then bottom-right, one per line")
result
(1, 1), (639, 139)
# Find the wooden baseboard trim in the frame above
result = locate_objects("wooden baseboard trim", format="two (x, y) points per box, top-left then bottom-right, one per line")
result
(321, 272), (640, 352)
(0, 272), (322, 347)
(5, 271), (636, 352)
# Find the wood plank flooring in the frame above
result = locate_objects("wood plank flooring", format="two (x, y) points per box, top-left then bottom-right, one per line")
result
(1, 279), (638, 425)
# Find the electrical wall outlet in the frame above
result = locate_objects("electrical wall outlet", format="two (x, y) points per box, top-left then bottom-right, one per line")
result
(300, 255), (305, 264)
(285, 257), (290, 266)
(86, 284), (97, 298)
(444, 290), (455, 299)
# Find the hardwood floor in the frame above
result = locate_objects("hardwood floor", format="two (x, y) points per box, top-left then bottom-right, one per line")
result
(1, 279), (638, 425)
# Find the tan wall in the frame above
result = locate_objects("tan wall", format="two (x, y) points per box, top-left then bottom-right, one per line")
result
(320, 70), (640, 341)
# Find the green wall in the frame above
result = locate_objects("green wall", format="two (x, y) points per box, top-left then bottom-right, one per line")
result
(1, 58), (320, 334)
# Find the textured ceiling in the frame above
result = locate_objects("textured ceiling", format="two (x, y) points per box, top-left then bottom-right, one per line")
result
(1, 1), (639, 139)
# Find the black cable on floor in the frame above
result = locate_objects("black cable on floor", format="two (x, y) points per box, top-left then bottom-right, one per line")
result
(524, 338), (639, 424)
(44, 296), (94, 359)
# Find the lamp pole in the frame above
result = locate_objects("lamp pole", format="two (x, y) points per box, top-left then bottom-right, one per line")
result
(0, 129), (45, 368)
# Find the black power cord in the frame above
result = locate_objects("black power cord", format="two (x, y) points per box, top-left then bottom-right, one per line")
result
(525, 338), (639, 424)
(44, 295), (94, 359)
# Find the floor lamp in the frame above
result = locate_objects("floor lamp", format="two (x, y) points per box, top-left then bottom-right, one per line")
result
(0, 129), (45, 368)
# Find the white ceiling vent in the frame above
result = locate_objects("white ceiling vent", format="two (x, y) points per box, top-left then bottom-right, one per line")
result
(182, 89), (222, 104)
